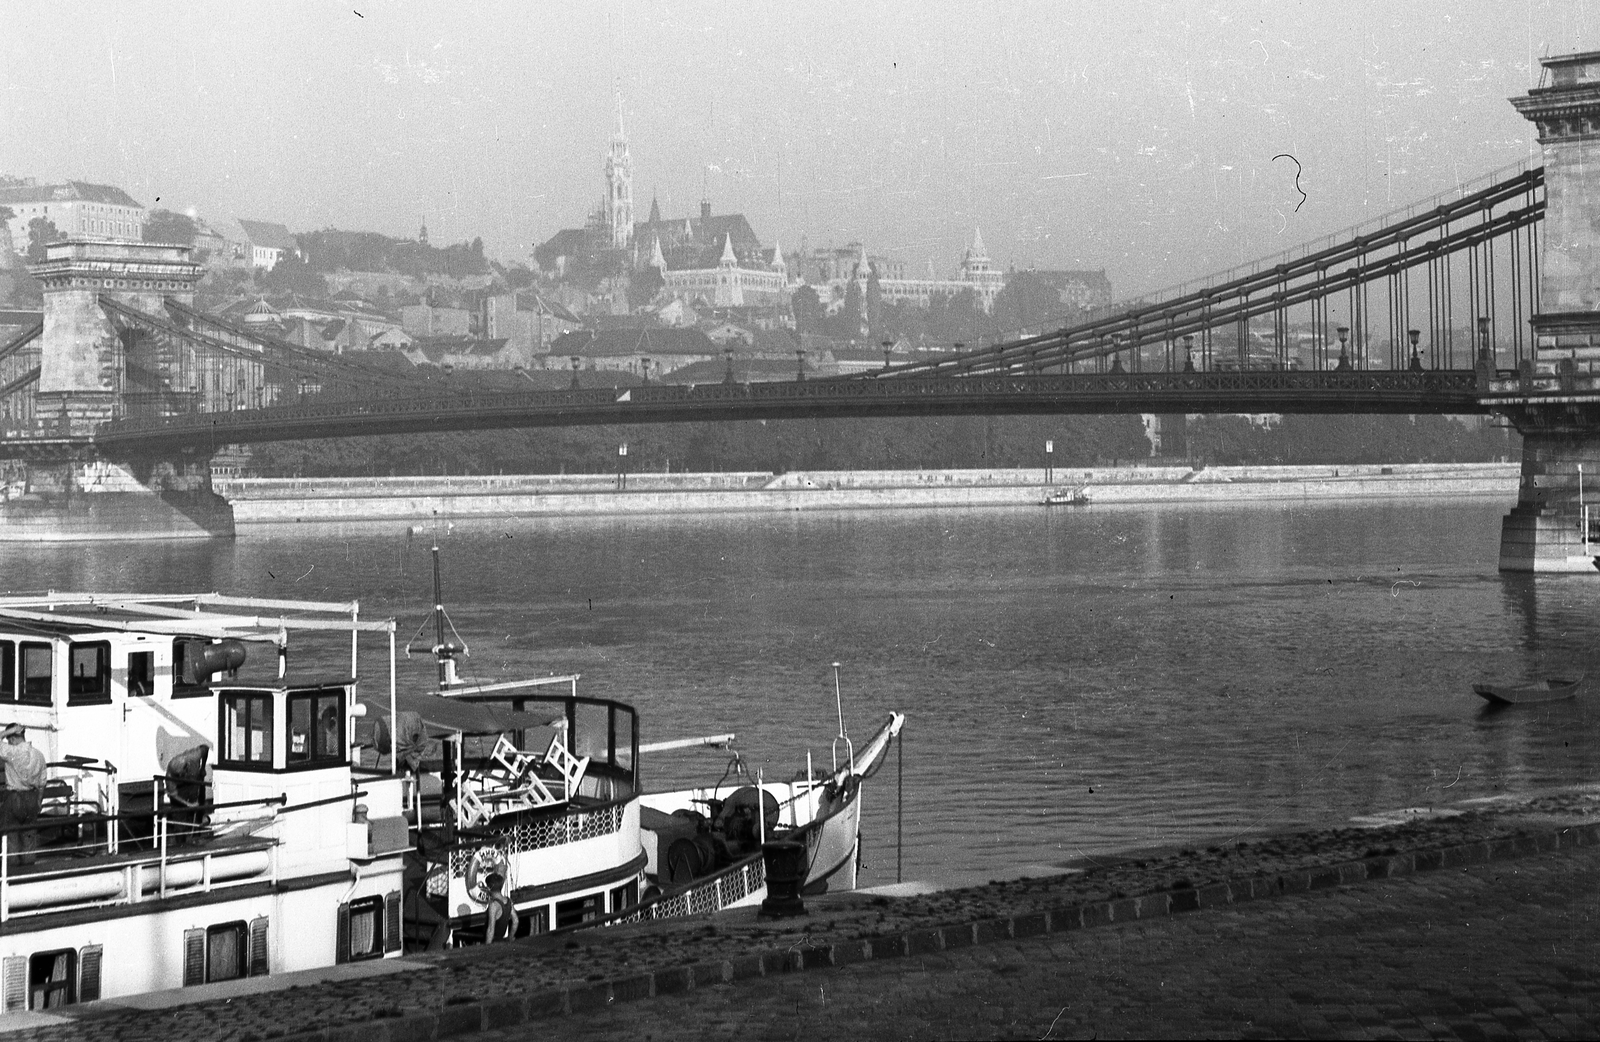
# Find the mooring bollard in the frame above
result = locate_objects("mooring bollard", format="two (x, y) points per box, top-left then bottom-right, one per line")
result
(758, 840), (807, 918)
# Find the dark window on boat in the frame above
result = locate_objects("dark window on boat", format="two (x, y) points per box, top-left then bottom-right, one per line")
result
(517, 904), (548, 938)
(554, 893), (602, 930)
(19, 643), (51, 706)
(219, 694), (273, 768)
(205, 922), (247, 983)
(128, 651), (155, 697)
(66, 642), (111, 706)
(27, 949), (74, 1010)
(172, 640), (209, 698)
(0, 641), (13, 701)
(286, 689), (343, 768)
(338, 897), (384, 961)
(610, 880), (638, 915)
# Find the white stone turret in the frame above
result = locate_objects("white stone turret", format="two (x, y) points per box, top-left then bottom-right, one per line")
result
(603, 91), (634, 249)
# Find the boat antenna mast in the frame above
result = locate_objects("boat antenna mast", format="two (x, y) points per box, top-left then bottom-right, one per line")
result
(404, 544), (470, 690)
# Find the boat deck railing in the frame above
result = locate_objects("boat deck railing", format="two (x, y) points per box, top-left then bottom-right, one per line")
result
(0, 786), (368, 923)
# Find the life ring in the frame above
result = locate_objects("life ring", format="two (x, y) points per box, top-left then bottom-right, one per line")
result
(464, 846), (510, 906)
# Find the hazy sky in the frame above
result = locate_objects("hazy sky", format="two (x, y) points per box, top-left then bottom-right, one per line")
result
(2, 1), (1596, 296)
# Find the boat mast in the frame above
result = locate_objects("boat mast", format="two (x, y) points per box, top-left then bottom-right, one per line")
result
(431, 544), (460, 690)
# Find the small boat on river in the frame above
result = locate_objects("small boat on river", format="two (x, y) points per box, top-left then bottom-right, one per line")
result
(1042, 486), (1090, 507)
(1473, 674), (1585, 705)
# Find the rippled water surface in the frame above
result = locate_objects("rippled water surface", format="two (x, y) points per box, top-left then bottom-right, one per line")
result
(11, 497), (1600, 888)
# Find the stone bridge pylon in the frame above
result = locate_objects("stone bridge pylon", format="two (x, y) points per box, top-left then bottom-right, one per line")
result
(0, 239), (233, 540)
(1492, 50), (1600, 570)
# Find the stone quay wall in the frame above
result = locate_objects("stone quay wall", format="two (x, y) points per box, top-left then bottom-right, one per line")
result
(217, 462), (1520, 527)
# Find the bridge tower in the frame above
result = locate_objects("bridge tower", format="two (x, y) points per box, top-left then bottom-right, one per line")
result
(1496, 51), (1600, 570)
(0, 238), (233, 540)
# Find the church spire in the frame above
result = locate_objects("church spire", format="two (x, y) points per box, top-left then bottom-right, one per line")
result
(603, 85), (634, 249)
(719, 232), (738, 267)
(648, 192), (661, 225)
(650, 234), (667, 272)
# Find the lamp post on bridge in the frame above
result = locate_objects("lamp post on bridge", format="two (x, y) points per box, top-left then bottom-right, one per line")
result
(1408, 329), (1423, 372)
(723, 347), (736, 384)
(882, 340), (894, 373)
(640, 356), (651, 385)
(1182, 334), (1196, 373)
(570, 355), (581, 389)
(796, 349), (806, 382)
(1336, 326), (1351, 370)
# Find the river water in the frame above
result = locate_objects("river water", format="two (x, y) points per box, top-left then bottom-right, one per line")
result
(9, 497), (1600, 888)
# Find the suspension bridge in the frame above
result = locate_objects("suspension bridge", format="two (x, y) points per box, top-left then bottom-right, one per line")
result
(3, 48), (1600, 569)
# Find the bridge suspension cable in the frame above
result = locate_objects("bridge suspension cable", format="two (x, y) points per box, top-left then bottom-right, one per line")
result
(883, 164), (1544, 379)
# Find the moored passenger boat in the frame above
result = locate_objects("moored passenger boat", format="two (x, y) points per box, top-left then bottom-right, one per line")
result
(0, 592), (412, 1013)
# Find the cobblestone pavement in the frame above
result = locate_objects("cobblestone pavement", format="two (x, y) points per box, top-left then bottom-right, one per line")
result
(481, 847), (1600, 1041)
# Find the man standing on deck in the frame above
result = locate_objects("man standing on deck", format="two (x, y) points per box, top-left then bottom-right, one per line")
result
(0, 724), (46, 865)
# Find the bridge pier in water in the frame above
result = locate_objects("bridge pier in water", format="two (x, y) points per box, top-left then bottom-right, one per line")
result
(1494, 51), (1600, 571)
(0, 239), (233, 541)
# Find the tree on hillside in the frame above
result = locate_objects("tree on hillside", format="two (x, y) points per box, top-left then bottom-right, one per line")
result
(627, 264), (664, 310)
(25, 217), (62, 264)
(993, 271), (1067, 337)
(143, 209), (198, 245)
(258, 253), (327, 297)
(791, 285), (826, 335)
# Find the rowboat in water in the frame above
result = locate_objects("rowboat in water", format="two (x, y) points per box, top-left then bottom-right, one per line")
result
(1472, 674), (1585, 705)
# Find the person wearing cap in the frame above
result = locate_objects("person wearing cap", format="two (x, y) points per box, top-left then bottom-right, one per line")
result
(484, 871), (518, 942)
(0, 724), (46, 865)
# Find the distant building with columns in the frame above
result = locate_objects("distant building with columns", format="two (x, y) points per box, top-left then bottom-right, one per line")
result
(653, 230), (787, 308)
(805, 230), (1007, 313)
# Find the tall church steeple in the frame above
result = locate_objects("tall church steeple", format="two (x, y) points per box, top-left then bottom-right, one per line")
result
(603, 88), (634, 250)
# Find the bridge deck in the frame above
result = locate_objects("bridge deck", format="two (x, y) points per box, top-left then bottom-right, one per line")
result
(90, 369), (1488, 454)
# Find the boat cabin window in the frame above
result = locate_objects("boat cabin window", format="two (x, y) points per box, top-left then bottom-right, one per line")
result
(0, 641), (12, 700)
(19, 643), (51, 706)
(342, 896), (384, 961)
(66, 642), (111, 706)
(28, 949), (74, 1010)
(128, 651), (155, 697)
(286, 689), (344, 768)
(206, 922), (247, 983)
(172, 640), (209, 698)
(219, 694), (273, 768)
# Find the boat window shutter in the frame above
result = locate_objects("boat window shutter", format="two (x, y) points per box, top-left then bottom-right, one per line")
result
(2, 956), (25, 1012)
(383, 891), (402, 954)
(248, 917), (269, 977)
(182, 928), (206, 987)
(335, 902), (351, 964)
(78, 945), (102, 1003)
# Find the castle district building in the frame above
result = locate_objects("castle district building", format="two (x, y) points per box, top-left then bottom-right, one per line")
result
(0, 180), (146, 253)
(803, 230), (1007, 314)
(653, 231), (787, 309)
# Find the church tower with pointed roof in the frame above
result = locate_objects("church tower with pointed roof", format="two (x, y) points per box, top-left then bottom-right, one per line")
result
(603, 91), (634, 250)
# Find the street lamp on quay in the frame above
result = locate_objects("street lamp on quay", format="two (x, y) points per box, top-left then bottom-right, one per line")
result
(796, 349), (807, 381)
(640, 356), (651, 384)
(723, 347), (736, 384)
(570, 355), (582, 389)
(881, 340), (894, 372)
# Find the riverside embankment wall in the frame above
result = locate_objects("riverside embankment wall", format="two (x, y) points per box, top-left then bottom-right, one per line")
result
(216, 462), (1521, 527)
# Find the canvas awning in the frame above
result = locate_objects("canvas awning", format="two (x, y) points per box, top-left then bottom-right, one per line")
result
(357, 688), (560, 737)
